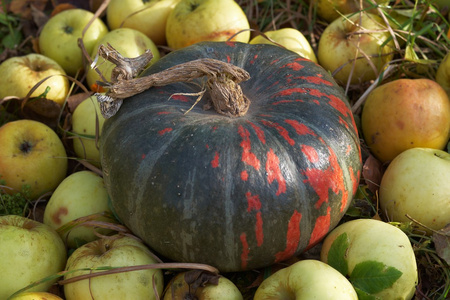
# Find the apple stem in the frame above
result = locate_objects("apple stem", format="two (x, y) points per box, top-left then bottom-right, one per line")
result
(94, 44), (251, 119)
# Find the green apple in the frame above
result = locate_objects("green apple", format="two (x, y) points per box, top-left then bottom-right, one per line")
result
(361, 78), (450, 162)
(9, 292), (64, 300)
(317, 13), (395, 85)
(254, 259), (358, 299)
(43, 170), (115, 249)
(39, 8), (108, 76)
(436, 50), (450, 96)
(107, 0), (181, 45)
(379, 148), (450, 235)
(0, 215), (66, 299)
(316, 0), (389, 23)
(249, 28), (318, 63)
(86, 28), (160, 92)
(0, 119), (68, 199)
(71, 95), (106, 166)
(163, 271), (243, 299)
(64, 234), (164, 300)
(0, 53), (69, 106)
(320, 219), (418, 300)
(166, 0), (251, 50)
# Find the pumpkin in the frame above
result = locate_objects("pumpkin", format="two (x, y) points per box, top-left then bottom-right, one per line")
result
(100, 41), (362, 272)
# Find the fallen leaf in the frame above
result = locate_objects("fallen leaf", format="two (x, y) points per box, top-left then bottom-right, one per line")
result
(362, 154), (384, 195)
(9, 0), (48, 20)
(433, 224), (450, 265)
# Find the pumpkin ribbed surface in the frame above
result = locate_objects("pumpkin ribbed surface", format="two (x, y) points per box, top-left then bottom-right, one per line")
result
(100, 41), (361, 272)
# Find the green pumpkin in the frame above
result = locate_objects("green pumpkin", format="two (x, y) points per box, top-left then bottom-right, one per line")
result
(100, 41), (361, 272)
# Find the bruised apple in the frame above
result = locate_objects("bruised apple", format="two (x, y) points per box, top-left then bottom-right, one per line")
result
(318, 13), (394, 85)
(249, 28), (318, 63)
(379, 148), (450, 235)
(43, 170), (114, 249)
(163, 271), (243, 299)
(321, 219), (418, 300)
(254, 259), (357, 299)
(361, 78), (450, 162)
(166, 0), (250, 50)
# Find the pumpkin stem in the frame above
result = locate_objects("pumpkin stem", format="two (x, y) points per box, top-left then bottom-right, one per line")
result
(95, 44), (251, 118)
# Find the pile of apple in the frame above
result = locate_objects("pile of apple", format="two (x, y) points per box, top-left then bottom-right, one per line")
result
(0, 0), (449, 299)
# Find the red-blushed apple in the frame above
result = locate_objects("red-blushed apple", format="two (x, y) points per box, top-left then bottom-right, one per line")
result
(71, 95), (106, 167)
(320, 219), (418, 300)
(249, 28), (318, 63)
(64, 234), (164, 300)
(107, 0), (181, 46)
(86, 28), (160, 92)
(361, 78), (450, 162)
(8, 292), (63, 300)
(163, 271), (243, 299)
(0, 215), (67, 299)
(165, 0), (250, 50)
(0, 54), (69, 106)
(316, 0), (389, 23)
(39, 8), (108, 76)
(254, 259), (358, 299)
(317, 13), (395, 85)
(43, 170), (115, 249)
(0, 119), (68, 199)
(379, 147), (450, 235)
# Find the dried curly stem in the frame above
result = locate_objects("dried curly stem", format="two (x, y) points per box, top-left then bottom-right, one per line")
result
(95, 44), (251, 118)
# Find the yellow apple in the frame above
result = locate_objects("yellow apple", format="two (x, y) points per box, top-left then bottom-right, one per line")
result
(436, 50), (450, 96)
(379, 148), (450, 235)
(86, 28), (160, 92)
(163, 271), (243, 299)
(0, 215), (67, 299)
(107, 0), (181, 45)
(320, 219), (418, 300)
(316, 0), (389, 23)
(39, 8), (108, 76)
(0, 120), (68, 199)
(8, 292), (63, 300)
(317, 13), (395, 85)
(43, 170), (115, 249)
(254, 259), (358, 299)
(361, 78), (450, 162)
(71, 95), (106, 166)
(0, 54), (69, 106)
(249, 28), (318, 63)
(64, 234), (164, 300)
(166, 0), (250, 50)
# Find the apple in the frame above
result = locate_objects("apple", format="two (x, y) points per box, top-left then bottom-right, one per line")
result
(253, 259), (358, 299)
(320, 219), (418, 300)
(0, 119), (68, 199)
(165, 0), (251, 50)
(316, 0), (389, 23)
(86, 28), (160, 92)
(0, 54), (69, 106)
(163, 271), (243, 300)
(361, 78), (450, 162)
(0, 215), (67, 299)
(436, 50), (450, 96)
(39, 8), (108, 76)
(379, 148), (450, 235)
(43, 170), (115, 249)
(317, 13), (395, 85)
(64, 234), (164, 300)
(71, 95), (106, 166)
(249, 28), (318, 63)
(107, 0), (181, 46)
(8, 292), (63, 300)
